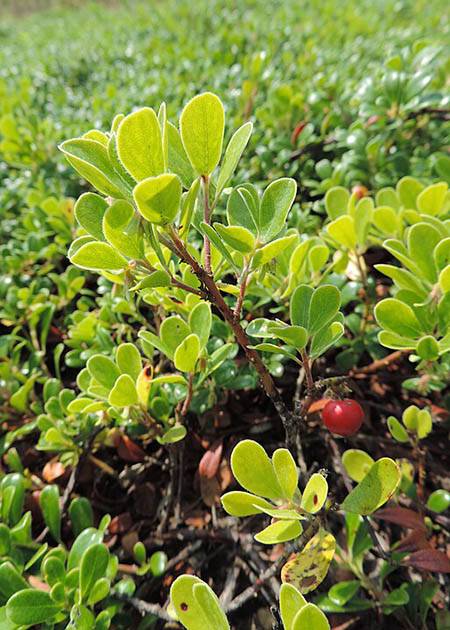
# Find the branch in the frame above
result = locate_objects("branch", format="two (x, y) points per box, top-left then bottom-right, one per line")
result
(168, 227), (298, 449)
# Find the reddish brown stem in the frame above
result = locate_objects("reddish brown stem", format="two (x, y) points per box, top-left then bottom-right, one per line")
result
(202, 175), (212, 274)
(168, 227), (298, 449)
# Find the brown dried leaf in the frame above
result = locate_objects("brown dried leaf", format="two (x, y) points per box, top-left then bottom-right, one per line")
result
(200, 474), (221, 507)
(43, 460), (66, 483)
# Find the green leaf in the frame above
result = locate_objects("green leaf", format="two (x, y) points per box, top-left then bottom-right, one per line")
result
(167, 122), (196, 188)
(292, 603), (330, 630)
(74, 192), (107, 240)
(0, 562), (29, 600)
(290, 285), (314, 328)
(88, 578), (110, 606)
(310, 321), (344, 359)
(189, 302), (212, 349)
(279, 583), (307, 630)
(170, 575), (229, 630)
(117, 107), (164, 181)
(213, 223), (256, 254)
(324, 186), (349, 219)
(103, 200), (143, 259)
(407, 223), (441, 282)
(416, 182), (448, 215)
(6, 590), (62, 626)
(373, 206), (400, 235)
(149, 551), (167, 577)
(300, 474), (328, 514)
(69, 498), (94, 537)
(80, 543), (110, 599)
(87, 355), (120, 389)
(259, 178), (297, 242)
(116, 343), (142, 381)
(180, 92), (225, 176)
(272, 448), (298, 500)
(327, 215), (357, 250)
(197, 222), (237, 271)
(252, 234), (297, 267)
(174, 334), (201, 373)
(158, 425), (187, 444)
(255, 519), (302, 544)
(70, 241), (128, 271)
(59, 138), (126, 197)
(416, 409), (432, 439)
(221, 491), (273, 517)
(230, 440), (283, 500)
(216, 122), (253, 196)
(307, 285), (341, 335)
(387, 417), (409, 443)
(108, 374), (138, 407)
(416, 336), (440, 361)
(68, 527), (103, 571)
(133, 173), (181, 225)
(226, 186), (258, 234)
(396, 176), (424, 209)
(341, 458), (400, 515)
(160, 316), (191, 359)
(269, 324), (308, 350)
(328, 580), (360, 606)
(439, 265), (450, 292)
(374, 299), (422, 338)
(39, 485), (61, 542)
(426, 489), (450, 514)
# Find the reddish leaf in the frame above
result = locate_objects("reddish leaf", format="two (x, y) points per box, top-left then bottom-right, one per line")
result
(291, 122), (307, 145)
(396, 529), (430, 553)
(404, 549), (450, 573)
(375, 506), (426, 531)
(198, 440), (223, 480)
(115, 434), (146, 462)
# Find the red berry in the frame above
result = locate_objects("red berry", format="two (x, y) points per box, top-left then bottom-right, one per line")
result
(322, 399), (364, 437)
(351, 185), (369, 200)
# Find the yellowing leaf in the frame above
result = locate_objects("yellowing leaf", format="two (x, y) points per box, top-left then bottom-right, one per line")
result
(281, 529), (336, 594)
(300, 474), (328, 514)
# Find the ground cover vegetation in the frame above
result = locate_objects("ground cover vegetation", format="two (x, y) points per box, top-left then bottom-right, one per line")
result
(0, 1), (449, 628)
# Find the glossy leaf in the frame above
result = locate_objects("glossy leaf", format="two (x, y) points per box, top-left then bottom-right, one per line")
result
(70, 241), (128, 271)
(341, 458), (400, 515)
(272, 448), (298, 500)
(255, 519), (302, 544)
(170, 575), (229, 630)
(174, 334), (201, 373)
(230, 440), (283, 500)
(259, 178), (297, 242)
(6, 590), (62, 626)
(292, 603), (330, 630)
(108, 374), (138, 407)
(279, 583), (307, 630)
(74, 192), (107, 240)
(216, 122), (253, 196)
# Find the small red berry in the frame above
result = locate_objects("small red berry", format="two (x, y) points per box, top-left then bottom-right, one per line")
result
(322, 399), (364, 437)
(351, 185), (369, 200)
